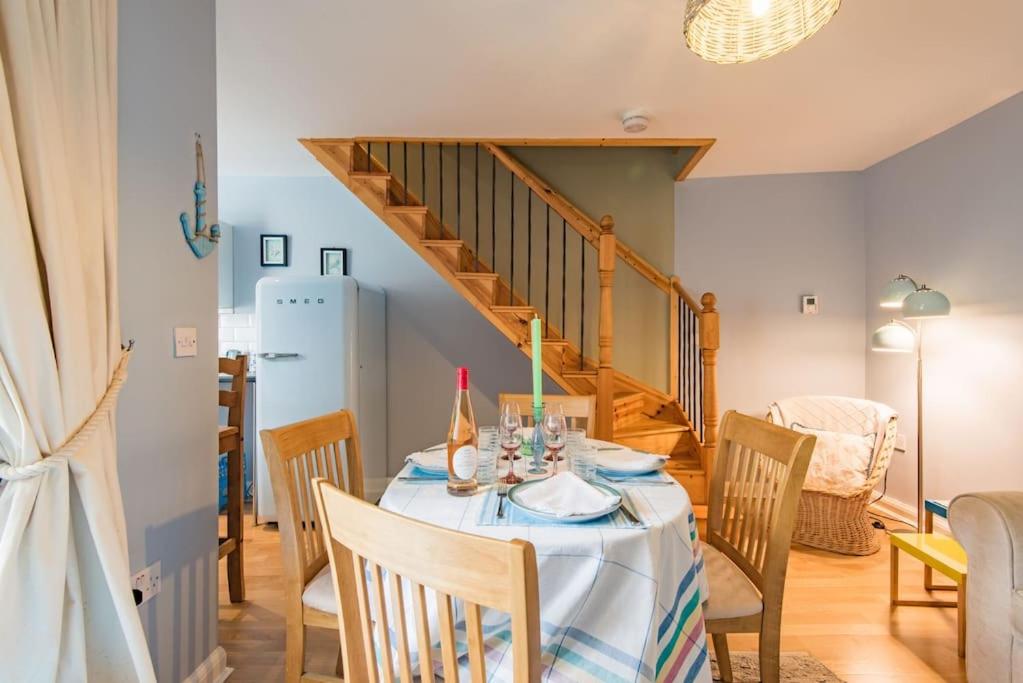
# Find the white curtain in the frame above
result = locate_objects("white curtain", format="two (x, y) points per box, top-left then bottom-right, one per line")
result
(0, 1), (155, 680)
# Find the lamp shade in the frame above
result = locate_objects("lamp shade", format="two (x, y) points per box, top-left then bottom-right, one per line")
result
(871, 320), (916, 353)
(683, 0), (841, 64)
(880, 274), (918, 309)
(902, 285), (950, 319)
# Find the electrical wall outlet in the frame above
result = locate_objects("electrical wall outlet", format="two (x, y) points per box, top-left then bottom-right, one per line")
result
(132, 561), (161, 606)
(801, 294), (819, 315)
(173, 327), (198, 357)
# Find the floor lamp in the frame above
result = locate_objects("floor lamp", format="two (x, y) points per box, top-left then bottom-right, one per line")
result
(871, 275), (951, 530)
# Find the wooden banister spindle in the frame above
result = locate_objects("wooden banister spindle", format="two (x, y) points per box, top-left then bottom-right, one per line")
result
(699, 291), (720, 497)
(595, 215), (616, 441)
(669, 275), (681, 399)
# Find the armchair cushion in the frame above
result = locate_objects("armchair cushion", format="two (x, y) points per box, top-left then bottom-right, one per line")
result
(791, 424), (875, 492)
(769, 396), (897, 495)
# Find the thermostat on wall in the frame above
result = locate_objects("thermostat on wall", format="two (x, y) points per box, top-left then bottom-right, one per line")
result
(801, 295), (819, 315)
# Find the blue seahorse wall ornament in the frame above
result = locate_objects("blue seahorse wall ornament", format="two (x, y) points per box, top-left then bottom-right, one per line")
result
(180, 134), (220, 259)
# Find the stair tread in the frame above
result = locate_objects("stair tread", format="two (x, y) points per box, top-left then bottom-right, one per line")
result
(561, 369), (597, 377)
(455, 271), (499, 280)
(421, 239), (465, 247)
(616, 415), (690, 436)
(384, 205), (428, 214)
(490, 304), (535, 312)
(350, 171), (392, 179)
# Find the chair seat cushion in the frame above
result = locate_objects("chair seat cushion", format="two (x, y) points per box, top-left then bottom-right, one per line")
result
(302, 565), (337, 614)
(702, 544), (763, 621)
(1012, 589), (1023, 636)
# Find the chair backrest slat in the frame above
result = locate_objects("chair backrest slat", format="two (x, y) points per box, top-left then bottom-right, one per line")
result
(498, 393), (597, 436)
(218, 355), (248, 432)
(388, 571), (415, 683)
(707, 411), (815, 595)
(312, 479), (541, 682)
(260, 410), (367, 604)
(411, 581), (436, 683)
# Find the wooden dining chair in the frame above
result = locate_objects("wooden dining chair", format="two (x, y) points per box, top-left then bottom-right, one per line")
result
(498, 393), (597, 437)
(703, 411), (816, 683)
(311, 478), (542, 683)
(260, 410), (366, 683)
(218, 354), (248, 603)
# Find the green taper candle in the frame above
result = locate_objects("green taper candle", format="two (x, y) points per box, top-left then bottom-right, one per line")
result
(531, 316), (543, 414)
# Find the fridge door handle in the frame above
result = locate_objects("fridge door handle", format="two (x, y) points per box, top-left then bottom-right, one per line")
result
(256, 352), (300, 360)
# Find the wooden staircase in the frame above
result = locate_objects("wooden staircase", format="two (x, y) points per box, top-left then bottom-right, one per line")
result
(301, 138), (719, 505)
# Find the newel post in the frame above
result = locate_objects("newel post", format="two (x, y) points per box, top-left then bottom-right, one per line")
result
(699, 292), (720, 492)
(596, 215), (616, 441)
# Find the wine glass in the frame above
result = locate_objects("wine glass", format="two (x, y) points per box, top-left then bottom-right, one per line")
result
(499, 405), (524, 484)
(541, 404), (567, 470)
(499, 402), (523, 461)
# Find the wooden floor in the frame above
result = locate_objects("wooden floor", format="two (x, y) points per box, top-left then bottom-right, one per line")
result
(219, 512), (967, 682)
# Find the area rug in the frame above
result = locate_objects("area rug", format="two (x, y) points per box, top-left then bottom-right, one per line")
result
(711, 651), (845, 682)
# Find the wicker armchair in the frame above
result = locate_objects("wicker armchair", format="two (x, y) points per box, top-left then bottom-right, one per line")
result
(768, 396), (898, 556)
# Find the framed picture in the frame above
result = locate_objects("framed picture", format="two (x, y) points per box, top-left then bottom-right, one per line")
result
(260, 234), (289, 267)
(320, 247), (349, 276)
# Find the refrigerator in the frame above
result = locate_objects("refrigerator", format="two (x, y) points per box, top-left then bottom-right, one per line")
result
(253, 275), (387, 523)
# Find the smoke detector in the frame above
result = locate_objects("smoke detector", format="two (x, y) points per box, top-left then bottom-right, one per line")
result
(621, 111), (649, 134)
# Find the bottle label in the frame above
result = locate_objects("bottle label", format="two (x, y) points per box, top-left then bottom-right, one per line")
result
(451, 445), (478, 480)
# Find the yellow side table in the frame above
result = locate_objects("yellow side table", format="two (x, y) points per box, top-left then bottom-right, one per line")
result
(889, 499), (968, 658)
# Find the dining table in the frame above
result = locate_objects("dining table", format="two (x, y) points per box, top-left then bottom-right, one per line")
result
(378, 438), (712, 683)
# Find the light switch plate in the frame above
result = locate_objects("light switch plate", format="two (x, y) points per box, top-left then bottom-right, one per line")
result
(801, 295), (819, 315)
(173, 327), (198, 357)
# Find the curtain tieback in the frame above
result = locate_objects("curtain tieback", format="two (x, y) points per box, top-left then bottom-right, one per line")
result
(0, 349), (132, 481)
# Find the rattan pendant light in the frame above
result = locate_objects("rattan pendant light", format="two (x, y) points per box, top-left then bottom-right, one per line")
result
(683, 0), (841, 64)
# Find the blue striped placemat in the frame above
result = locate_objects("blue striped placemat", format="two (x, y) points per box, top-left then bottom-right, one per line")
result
(476, 487), (648, 528)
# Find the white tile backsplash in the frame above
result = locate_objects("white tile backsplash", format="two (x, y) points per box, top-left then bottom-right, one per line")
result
(219, 311), (257, 372)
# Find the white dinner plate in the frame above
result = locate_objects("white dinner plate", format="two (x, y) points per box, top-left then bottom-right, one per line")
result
(506, 479), (622, 523)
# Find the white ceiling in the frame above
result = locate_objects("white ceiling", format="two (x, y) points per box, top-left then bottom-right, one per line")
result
(216, 0), (1023, 179)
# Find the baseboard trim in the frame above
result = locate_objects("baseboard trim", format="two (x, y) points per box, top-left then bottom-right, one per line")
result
(869, 495), (950, 534)
(183, 646), (232, 683)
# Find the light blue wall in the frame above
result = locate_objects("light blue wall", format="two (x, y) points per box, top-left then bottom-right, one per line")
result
(220, 175), (559, 475)
(117, 0), (219, 680)
(676, 91), (1023, 510)
(676, 172), (867, 416)
(865, 91), (1023, 505)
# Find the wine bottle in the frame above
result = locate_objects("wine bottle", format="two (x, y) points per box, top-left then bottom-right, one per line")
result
(446, 367), (479, 496)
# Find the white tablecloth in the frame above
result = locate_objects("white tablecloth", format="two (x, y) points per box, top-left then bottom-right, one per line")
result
(379, 462), (712, 682)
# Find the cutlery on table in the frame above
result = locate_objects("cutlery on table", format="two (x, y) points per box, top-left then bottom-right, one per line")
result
(618, 499), (643, 526)
(598, 474), (674, 485)
(497, 483), (508, 518)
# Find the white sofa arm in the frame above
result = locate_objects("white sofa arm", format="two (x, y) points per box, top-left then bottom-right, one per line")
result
(949, 492), (1023, 682)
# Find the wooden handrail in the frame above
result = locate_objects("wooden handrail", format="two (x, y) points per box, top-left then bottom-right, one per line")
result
(670, 276), (701, 315)
(595, 215), (616, 441)
(482, 143), (673, 295)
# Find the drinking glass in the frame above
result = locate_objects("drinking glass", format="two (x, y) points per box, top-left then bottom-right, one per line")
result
(565, 428), (586, 452)
(541, 404), (567, 473)
(499, 410), (524, 484)
(477, 427), (498, 486)
(571, 443), (598, 482)
(499, 402), (523, 461)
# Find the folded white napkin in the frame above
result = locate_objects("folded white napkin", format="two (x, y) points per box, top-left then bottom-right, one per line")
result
(405, 449), (448, 472)
(595, 450), (667, 473)
(516, 472), (619, 517)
